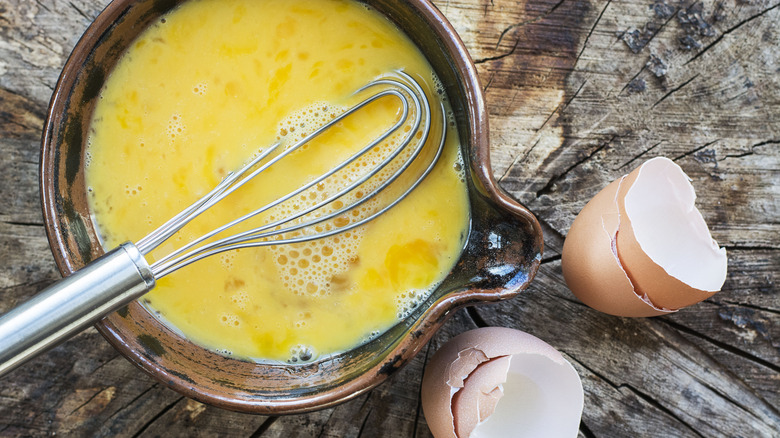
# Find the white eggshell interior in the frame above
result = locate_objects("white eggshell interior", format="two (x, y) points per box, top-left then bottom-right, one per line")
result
(470, 354), (584, 438)
(624, 157), (727, 292)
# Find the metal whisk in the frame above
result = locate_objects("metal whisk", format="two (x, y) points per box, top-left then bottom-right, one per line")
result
(0, 71), (445, 377)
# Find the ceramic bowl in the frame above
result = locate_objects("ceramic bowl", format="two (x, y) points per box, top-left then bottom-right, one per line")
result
(40, 0), (543, 414)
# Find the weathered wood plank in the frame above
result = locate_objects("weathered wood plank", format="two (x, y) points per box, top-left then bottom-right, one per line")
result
(0, 0), (777, 436)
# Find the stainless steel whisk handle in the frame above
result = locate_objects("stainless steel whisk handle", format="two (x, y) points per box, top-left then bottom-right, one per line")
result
(0, 242), (155, 378)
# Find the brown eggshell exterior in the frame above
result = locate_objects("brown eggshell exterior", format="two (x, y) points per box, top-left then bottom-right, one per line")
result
(615, 162), (718, 310)
(452, 356), (511, 438)
(562, 178), (672, 317)
(421, 328), (566, 438)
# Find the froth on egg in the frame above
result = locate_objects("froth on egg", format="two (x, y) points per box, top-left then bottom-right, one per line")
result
(265, 96), (435, 300)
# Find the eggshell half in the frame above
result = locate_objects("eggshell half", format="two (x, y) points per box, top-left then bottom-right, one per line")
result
(421, 327), (584, 438)
(561, 178), (672, 317)
(616, 157), (727, 310)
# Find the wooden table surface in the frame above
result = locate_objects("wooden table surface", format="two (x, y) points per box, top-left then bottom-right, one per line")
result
(1, 0), (778, 436)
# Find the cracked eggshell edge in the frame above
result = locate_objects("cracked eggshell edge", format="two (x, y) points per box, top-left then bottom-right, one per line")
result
(421, 327), (577, 438)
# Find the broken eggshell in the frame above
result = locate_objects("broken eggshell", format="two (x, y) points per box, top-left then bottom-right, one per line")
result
(561, 177), (672, 317)
(421, 327), (584, 438)
(562, 157), (727, 316)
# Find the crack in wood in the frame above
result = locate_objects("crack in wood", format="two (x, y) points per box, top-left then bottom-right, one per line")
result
(722, 139), (779, 160)
(720, 300), (780, 317)
(575, 0), (611, 66)
(493, 0), (568, 50)
(643, 11), (677, 51)
(563, 80), (587, 114)
(89, 354), (122, 375)
(474, 38), (520, 64)
(250, 416), (278, 438)
(315, 409), (337, 438)
(548, 0), (568, 16)
(2, 220), (44, 227)
(536, 135), (615, 198)
(538, 101), (564, 133)
(541, 253), (562, 264)
(548, 290), (589, 308)
(723, 245), (780, 251)
(618, 141), (664, 170)
(33, 0), (51, 13)
(671, 139), (718, 162)
(620, 64), (647, 95)
(498, 137), (541, 183)
(685, 2), (780, 66)
(100, 383), (159, 425)
(67, 2), (92, 21)
(466, 306), (489, 328)
(619, 383), (707, 438)
(495, 22), (526, 49)
(750, 139), (780, 148)
(485, 0), (573, 60)
(722, 150), (755, 159)
(355, 407), (373, 438)
(0, 279), (53, 294)
(411, 342), (433, 438)
(579, 419), (598, 438)
(129, 396), (184, 438)
(358, 390), (372, 412)
(658, 317), (780, 374)
(68, 386), (114, 416)
(482, 70), (496, 93)
(651, 73), (699, 108)
(696, 376), (779, 424)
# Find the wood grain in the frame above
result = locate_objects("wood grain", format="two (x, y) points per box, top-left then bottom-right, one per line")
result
(0, 0), (777, 436)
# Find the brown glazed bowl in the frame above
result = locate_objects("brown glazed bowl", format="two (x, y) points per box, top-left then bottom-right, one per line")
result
(41, 0), (543, 414)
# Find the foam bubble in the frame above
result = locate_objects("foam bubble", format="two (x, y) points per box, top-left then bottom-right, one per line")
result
(167, 113), (186, 142)
(192, 81), (208, 96)
(219, 312), (241, 327)
(219, 251), (236, 270)
(230, 290), (249, 310)
(395, 288), (432, 319)
(123, 184), (144, 197)
(362, 329), (383, 343)
(287, 344), (315, 363)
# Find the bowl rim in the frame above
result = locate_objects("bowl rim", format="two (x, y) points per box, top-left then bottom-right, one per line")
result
(40, 0), (543, 413)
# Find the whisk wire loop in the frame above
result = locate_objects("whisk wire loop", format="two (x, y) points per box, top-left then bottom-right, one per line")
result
(139, 72), (442, 278)
(150, 88), (411, 266)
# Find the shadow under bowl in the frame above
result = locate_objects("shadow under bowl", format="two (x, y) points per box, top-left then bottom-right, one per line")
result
(40, 0), (543, 414)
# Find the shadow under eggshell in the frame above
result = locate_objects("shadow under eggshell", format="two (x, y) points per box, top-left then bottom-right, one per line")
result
(562, 178), (672, 317)
(615, 160), (718, 310)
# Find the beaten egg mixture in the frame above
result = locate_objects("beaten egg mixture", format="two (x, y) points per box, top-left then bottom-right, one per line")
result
(86, 0), (470, 362)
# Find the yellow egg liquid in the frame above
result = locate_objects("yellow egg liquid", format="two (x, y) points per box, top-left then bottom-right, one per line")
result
(85, 0), (470, 362)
